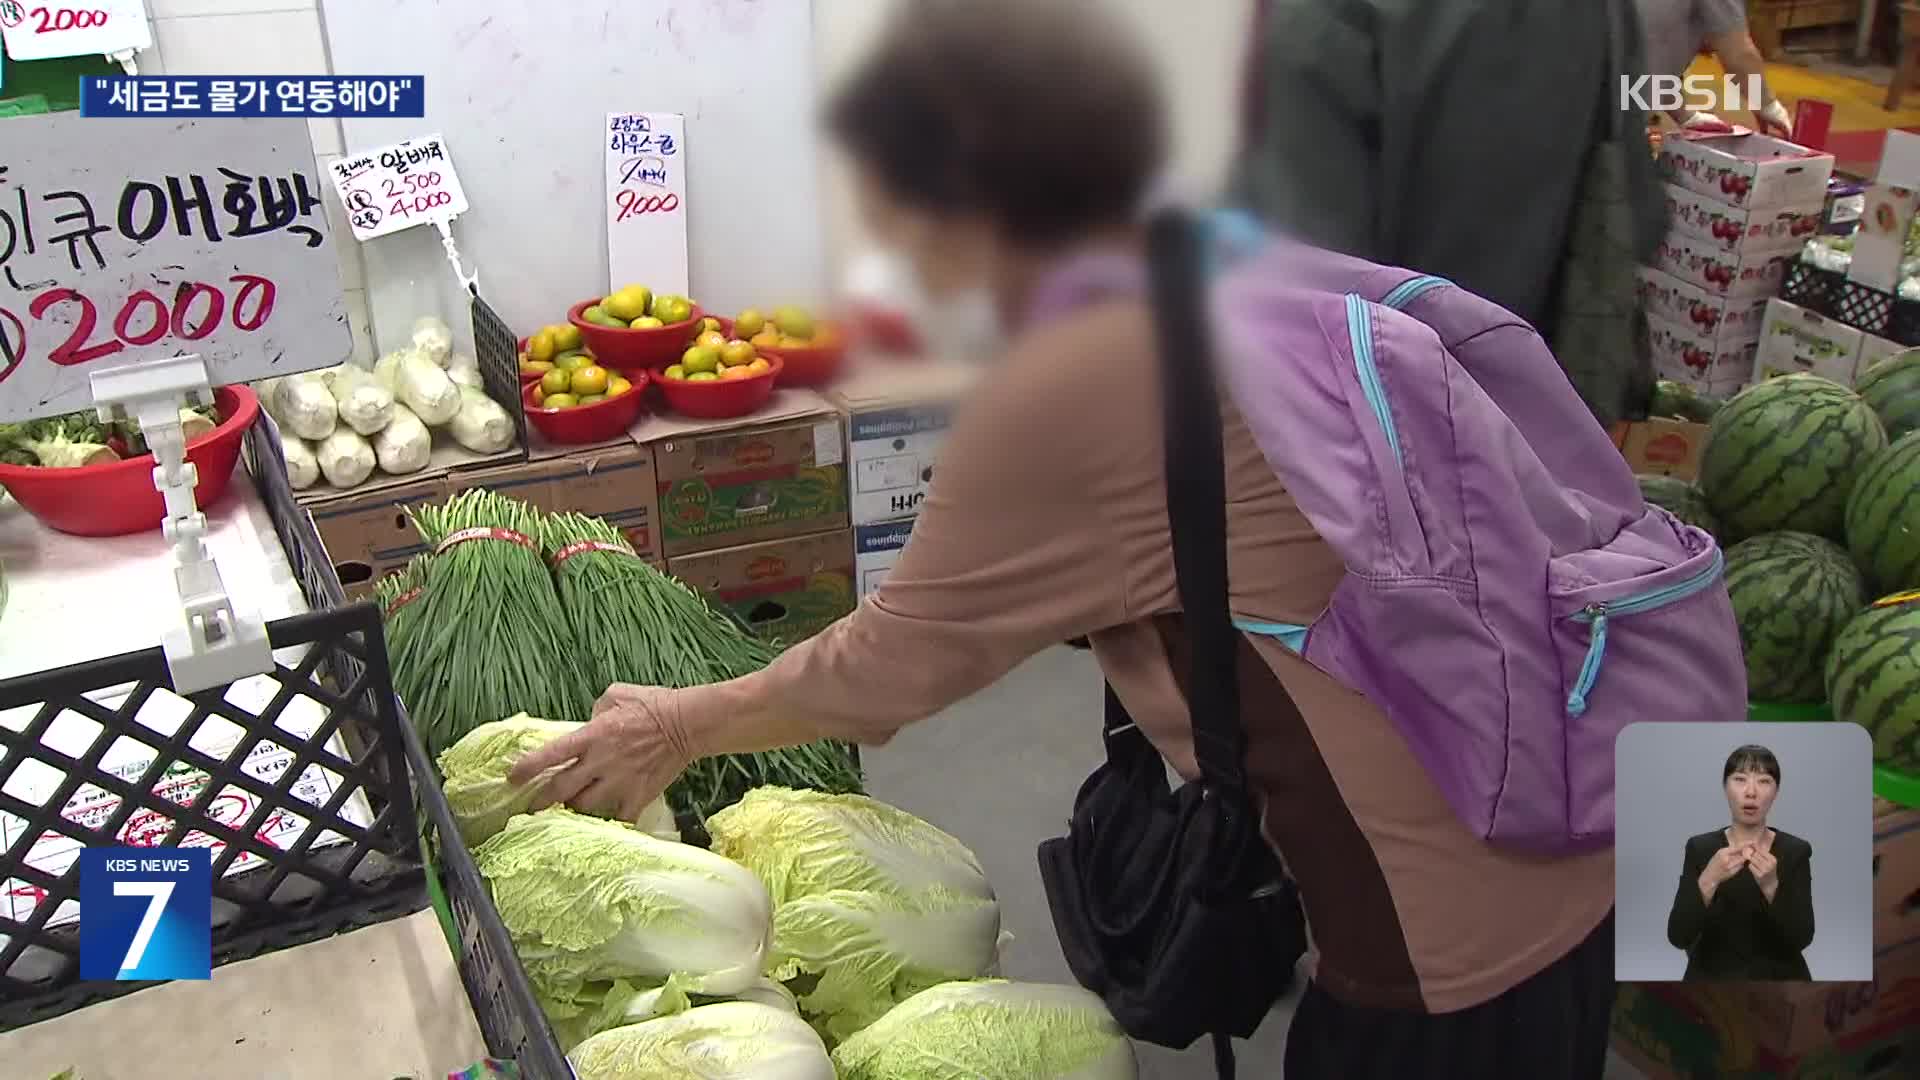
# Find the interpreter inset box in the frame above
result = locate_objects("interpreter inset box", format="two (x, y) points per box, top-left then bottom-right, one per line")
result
(1615, 722), (1873, 982)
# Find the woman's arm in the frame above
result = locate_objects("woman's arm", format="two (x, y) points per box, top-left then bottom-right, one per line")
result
(1667, 840), (1711, 949)
(1764, 846), (1816, 952)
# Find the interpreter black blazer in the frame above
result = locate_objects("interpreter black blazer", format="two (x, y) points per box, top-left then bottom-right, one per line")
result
(1666, 828), (1814, 981)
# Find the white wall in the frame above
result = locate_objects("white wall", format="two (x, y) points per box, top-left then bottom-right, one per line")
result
(129, 0), (1249, 351)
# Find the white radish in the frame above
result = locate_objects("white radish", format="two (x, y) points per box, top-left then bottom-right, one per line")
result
(396, 350), (461, 425)
(449, 385), (515, 453)
(373, 403), (433, 475)
(328, 364), (396, 436)
(315, 428), (375, 488)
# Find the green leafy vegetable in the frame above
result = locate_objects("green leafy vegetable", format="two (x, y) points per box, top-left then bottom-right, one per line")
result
(568, 1002), (835, 1080)
(830, 980), (1137, 1080)
(0, 412), (115, 468)
(437, 713), (677, 847)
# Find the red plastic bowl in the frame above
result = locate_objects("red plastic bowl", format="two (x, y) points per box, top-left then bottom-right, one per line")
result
(711, 317), (847, 387)
(522, 375), (648, 444)
(0, 385), (260, 537)
(651, 355), (782, 419)
(568, 299), (703, 372)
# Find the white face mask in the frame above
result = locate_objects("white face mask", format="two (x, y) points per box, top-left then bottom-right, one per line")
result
(844, 249), (1004, 363)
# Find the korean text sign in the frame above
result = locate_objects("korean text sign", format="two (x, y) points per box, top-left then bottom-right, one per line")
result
(78, 847), (211, 981)
(0, 0), (151, 63)
(0, 114), (351, 423)
(325, 133), (469, 242)
(605, 112), (689, 298)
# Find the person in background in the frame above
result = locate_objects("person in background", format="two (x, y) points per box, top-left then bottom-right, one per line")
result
(1667, 744), (1816, 980)
(1232, 0), (1667, 428)
(514, 2), (1619, 1076)
(1637, 0), (1793, 136)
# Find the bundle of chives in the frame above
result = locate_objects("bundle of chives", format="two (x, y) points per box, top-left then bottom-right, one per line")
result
(540, 510), (862, 820)
(405, 490), (596, 757)
(374, 555), (434, 726)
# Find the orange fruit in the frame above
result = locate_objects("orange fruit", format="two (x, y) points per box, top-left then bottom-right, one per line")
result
(540, 368), (572, 396)
(720, 340), (757, 367)
(532, 385), (545, 406)
(663, 364), (687, 381)
(570, 364), (611, 397)
(747, 357), (771, 373)
(608, 376), (634, 397)
(750, 328), (781, 349)
(695, 330), (727, 351)
(720, 364), (756, 380)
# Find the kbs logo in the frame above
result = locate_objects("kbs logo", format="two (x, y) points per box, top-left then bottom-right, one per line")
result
(78, 847), (212, 981)
(1620, 74), (1766, 114)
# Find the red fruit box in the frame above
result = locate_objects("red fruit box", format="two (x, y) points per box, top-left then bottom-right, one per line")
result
(1637, 267), (1770, 346)
(1663, 182), (1823, 257)
(1645, 312), (1758, 391)
(1659, 131), (1836, 213)
(1655, 232), (1795, 300)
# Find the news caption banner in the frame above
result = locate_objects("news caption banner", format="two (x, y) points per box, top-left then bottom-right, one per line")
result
(605, 111), (689, 299)
(0, 113), (352, 423)
(77, 848), (211, 981)
(325, 133), (469, 243)
(78, 75), (425, 119)
(0, 0), (151, 63)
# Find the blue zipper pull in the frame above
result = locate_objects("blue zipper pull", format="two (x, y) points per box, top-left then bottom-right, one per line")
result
(1567, 604), (1609, 717)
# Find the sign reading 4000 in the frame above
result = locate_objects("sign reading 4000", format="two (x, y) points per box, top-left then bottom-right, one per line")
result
(0, 114), (350, 423)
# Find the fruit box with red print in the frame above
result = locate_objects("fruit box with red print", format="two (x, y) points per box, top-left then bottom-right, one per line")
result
(1655, 232), (1795, 300)
(1662, 183), (1823, 257)
(1658, 131), (1836, 213)
(1645, 312), (1758, 391)
(1637, 267), (1770, 346)
(1752, 298), (1868, 387)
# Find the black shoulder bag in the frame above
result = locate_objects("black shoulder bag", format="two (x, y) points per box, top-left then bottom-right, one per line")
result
(1036, 211), (1307, 1078)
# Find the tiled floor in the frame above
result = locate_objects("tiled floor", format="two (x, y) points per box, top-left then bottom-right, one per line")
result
(862, 646), (1649, 1078)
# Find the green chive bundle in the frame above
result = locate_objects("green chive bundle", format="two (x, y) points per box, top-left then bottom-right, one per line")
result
(404, 490), (596, 756)
(540, 510), (863, 820)
(374, 555), (433, 724)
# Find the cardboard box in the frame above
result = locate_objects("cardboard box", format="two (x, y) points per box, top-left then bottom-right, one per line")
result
(1858, 331), (1910, 377)
(1847, 183), (1920, 293)
(1637, 267), (1770, 345)
(1655, 232), (1796, 300)
(446, 442), (659, 560)
(666, 530), (857, 644)
(1659, 131), (1836, 212)
(1874, 798), (1920, 952)
(1663, 182), (1823, 256)
(649, 410), (850, 558)
(305, 475), (447, 602)
(1613, 418), (1711, 480)
(1611, 977), (1919, 1080)
(1647, 313), (1759, 387)
(1753, 298), (1866, 387)
(853, 518), (915, 599)
(832, 368), (970, 526)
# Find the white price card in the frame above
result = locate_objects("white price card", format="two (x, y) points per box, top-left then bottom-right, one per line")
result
(326, 132), (469, 243)
(605, 111), (689, 297)
(0, 0), (151, 62)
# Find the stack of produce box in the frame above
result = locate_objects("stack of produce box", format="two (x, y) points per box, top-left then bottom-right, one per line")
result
(1643, 131), (1835, 397)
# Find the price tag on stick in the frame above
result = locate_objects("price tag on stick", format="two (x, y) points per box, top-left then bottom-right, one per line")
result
(0, 0), (151, 62)
(326, 132), (470, 243)
(605, 111), (689, 297)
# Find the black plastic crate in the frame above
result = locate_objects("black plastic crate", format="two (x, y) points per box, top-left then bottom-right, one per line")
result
(1778, 259), (1920, 346)
(249, 416), (571, 1076)
(471, 292), (532, 453)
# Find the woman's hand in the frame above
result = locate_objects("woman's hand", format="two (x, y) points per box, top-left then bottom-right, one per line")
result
(508, 683), (694, 822)
(1748, 845), (1780, 901)
(1698, 844), (1749, 902)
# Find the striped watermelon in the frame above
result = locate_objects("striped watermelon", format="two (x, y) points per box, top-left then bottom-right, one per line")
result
(1637, 474), (1718, 538)
(1724, 531), (1866, 702)
(1845, 431), (1920, 593)
(1857, 349), (1920, 442)
(1825, 590), (1920, 772)
(1700, 374), (1888, 542)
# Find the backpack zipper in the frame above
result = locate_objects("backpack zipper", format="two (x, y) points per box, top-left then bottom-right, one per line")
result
(1381, 275), (1451, 310)
(1564, 549), (1725, 716)
(1344, 295), (1403, 466)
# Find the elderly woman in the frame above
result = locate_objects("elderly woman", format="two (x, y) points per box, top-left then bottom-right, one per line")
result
(515, 1), (1617, 1075)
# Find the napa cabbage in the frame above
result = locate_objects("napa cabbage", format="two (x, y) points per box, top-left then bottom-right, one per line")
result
(568, 1002), (834, 1080)
(438, 714), (677, 846)
(831, 980), (1137, 1080)
(473, 809), (771, 1019)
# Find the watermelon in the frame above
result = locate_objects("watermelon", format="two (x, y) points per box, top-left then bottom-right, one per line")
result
(1856, 349), (1920, 442)
(1825, 590), (1920, 772)
(1724, 531), (1866, 702)
(1699, 374), (1888, 542)
(1845, 431), (1920, 593)
(1637, 474), (1719, 538)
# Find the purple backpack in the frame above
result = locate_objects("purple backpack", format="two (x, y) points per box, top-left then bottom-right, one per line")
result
(1194, 224), (1746, 853)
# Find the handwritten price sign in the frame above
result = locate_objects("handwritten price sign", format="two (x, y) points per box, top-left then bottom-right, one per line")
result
(325, 132), (470, 243)
(0, 115), (349, 422)
(605, 111), (689, 298)
(0, 0), (150, 62)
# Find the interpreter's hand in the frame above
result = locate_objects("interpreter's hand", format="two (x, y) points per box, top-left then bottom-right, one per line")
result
(508, 683), (693, 822)
(1758, 101), (1793, 139)
(1748, 845), (1780, 898)
(1700, 844), (1751, 889)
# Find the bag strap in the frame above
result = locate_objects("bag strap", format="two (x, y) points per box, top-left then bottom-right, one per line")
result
(1144, 210), (1249, 793)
